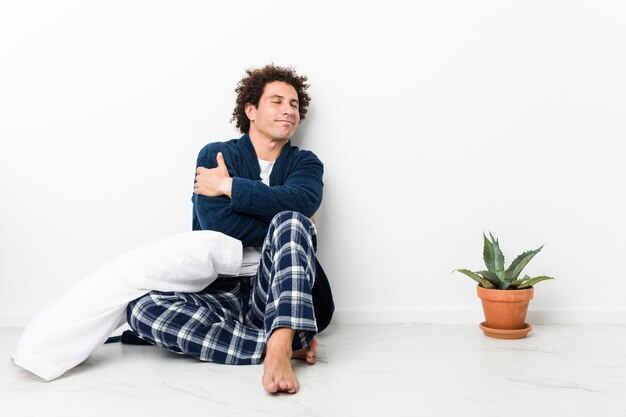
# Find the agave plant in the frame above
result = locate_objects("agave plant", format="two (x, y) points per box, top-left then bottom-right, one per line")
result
(454, 233), (554, 290)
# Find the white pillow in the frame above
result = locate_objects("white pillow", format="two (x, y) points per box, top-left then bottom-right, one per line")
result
(12, 230), (243, 381)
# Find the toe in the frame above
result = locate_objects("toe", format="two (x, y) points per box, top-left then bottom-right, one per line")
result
(278, 379), (289, 391)
(264, 381), (278, 393)
(262, 373), (279, 393)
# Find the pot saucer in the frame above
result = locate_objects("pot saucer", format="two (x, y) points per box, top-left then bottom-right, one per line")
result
(479, 322), (532, 339)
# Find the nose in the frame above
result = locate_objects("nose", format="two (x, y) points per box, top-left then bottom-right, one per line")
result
(282, 103), (296, 116)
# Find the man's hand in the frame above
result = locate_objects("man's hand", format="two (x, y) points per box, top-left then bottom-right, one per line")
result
(194, 152), (233, 198)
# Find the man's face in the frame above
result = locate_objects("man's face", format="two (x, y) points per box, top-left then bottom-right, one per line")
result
(246, 81), (300, 142)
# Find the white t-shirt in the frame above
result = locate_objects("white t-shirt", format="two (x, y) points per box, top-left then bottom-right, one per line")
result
(258, 158), (274, 185)
(240, 158), (275, 276)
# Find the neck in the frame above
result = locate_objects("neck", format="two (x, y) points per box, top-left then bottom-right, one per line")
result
(248, 131), (288, 161)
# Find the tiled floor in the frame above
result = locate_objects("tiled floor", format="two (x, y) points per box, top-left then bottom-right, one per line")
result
(2, 324), (625, 417)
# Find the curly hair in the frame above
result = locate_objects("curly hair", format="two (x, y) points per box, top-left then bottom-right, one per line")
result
(231, 64), (310, 134)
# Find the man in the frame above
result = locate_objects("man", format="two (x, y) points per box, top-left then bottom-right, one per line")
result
(126, 65), (334, 394)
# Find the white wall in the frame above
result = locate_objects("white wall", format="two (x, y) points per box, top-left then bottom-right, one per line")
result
(1, 1), (625, 326)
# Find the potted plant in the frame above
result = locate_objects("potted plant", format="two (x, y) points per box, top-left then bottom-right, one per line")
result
(454, 233), (554, 339)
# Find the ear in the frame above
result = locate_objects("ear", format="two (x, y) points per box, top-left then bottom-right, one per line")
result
(244, 103), (256, 122)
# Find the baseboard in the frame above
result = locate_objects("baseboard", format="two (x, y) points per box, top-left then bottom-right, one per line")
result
(3, 310), (626, 328)
(330, 309), (626, 324)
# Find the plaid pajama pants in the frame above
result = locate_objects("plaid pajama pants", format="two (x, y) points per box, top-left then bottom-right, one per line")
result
(126, 211), (318, 365)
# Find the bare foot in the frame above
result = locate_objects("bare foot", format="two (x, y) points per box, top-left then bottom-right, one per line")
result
(292, 336), (318, 364)
(262, 328), (299, 394)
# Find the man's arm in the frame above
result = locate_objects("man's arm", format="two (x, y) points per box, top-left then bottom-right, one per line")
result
(195, 147), (324, 224)
(229, 152), (323, 223)
(193, 147), (269, 247)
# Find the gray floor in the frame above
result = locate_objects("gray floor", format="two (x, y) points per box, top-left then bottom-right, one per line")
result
(2, 324), (626, 417)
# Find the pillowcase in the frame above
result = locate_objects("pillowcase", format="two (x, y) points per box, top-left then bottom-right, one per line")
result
(12, 230), (243, 381)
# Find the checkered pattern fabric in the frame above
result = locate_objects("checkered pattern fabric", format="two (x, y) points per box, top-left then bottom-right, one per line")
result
(126, 211), (318, 365)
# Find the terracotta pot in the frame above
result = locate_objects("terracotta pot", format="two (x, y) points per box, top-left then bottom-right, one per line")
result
(477, 285), (534, 330)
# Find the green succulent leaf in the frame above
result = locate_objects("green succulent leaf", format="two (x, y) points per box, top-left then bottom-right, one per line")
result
(477, 270), (502, 288)
(509, 274), (531, 289)
(505, 246), (544, 282)
(496, 270), (507, 281)
(517, 275), (555, 289)
(490, 232), (506, 274)
(483, 233), (505, 275)
(454, 269), (495, 288)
